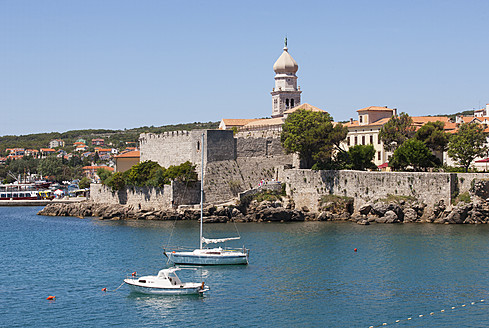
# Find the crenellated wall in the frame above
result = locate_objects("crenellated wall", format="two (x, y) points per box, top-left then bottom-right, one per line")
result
(139, 130), (235, 173)
(90, 181), (200, 210)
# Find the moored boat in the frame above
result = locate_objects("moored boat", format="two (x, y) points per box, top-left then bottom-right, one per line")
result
(124, 267), (209, 295)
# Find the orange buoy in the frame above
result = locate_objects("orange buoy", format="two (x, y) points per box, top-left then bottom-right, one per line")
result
(132, 271), (137, 277)
(172, 251), (176, 253)
(102, 288), (107, 292)
(354, 248), (357, 252)
(46, 295), (56, 300)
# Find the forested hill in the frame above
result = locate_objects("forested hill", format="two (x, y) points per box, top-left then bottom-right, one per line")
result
(0, 121), (219, 151)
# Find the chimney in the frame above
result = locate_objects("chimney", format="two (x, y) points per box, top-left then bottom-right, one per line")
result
(350, 118), (353, 124)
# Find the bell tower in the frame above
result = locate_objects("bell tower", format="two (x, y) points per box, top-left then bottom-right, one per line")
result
(271, 38), (302, 117)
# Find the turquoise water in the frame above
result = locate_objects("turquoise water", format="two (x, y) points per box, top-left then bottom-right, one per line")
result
(2, 207), (489, 327)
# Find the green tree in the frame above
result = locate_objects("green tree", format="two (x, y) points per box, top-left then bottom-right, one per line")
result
(7, 156), (39, 176)
(104, 172), (127, 191)
(448, 122), (488, 172)
(379, 112), (415, 152)
(346, 145), (377, 170)
(78, 177), (91, 189)
(165, 161), (198, 182)
(97, 168), (113, 183)
(414, 121), (449, 152)
(38, 157), (64, 178)
(389, 139), (438, 171)
(281, 109), (348, 168)
(126, 161), (161, 187)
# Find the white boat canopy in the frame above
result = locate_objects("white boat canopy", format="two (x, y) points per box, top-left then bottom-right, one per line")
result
(201, 237), (240, 244)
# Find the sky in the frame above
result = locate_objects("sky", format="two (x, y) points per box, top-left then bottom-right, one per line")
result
(1, 0), (489, 136)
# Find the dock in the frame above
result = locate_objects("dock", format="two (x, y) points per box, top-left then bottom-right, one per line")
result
(0, 197), (87, 206)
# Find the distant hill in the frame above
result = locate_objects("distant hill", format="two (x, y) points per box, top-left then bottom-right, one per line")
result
(0, 121), (219, 152)
(433, 109), (475, 119)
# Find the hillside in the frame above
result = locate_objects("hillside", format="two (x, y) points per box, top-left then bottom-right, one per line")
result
(0, 121), (219, 152)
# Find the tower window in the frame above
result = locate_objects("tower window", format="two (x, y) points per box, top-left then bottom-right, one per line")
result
(285, 99), (289, 108)
(354, 136), (357, 145)
(362, 136), (365, 145)
(370, 135), (373, 144)
(291, 99), (294, 107)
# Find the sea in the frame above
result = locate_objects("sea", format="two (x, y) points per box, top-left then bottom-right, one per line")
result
(2, 207), (489, 327)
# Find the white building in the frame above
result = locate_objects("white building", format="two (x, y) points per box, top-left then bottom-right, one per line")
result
(49, 139), (65, 148)
(342, 106), (396, 166)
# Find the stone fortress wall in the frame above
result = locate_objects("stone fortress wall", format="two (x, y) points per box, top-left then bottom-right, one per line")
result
(139, 130), (235, 173)
(278, 169), (489, 213)
(90, 181), (200, 210)
(139, 129), (294, 204)
(94, 128), (489, 213)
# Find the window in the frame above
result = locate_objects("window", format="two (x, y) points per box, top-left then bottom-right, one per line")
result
(291, 99), (294, 107)
(378, 136), (381, 144)
(347, 137), (350, 146)
(378, 152), (381, 160)
(197, 141), (200, 151)
(359, 116), (362, 123)
(370, 135), (373, 144)
(362, 136), (365, 145)
(354, 136), (357, 145)
(285, 99), (289, 108)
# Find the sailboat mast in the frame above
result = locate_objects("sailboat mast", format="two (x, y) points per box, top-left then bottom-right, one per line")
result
(200, 132), (204, 250)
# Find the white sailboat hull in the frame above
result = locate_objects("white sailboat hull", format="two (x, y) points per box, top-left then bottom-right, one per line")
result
(166, 249), (249, 265)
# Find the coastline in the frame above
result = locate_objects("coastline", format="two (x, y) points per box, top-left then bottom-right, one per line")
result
(36, 197), (489, 225)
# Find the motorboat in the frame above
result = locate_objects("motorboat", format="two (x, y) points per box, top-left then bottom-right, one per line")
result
(163, 132), (249, 265)
(124, 267), (209, 295)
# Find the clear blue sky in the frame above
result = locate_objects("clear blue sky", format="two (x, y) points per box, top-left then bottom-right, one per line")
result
(1, 0), (489, 136)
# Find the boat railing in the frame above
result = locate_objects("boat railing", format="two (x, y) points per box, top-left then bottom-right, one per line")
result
(164, 245), (249, 253)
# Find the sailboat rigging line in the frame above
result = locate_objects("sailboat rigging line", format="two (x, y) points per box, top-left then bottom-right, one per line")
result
(232, 220), (241, 239)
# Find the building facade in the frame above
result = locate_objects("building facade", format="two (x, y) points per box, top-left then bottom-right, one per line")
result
(342, 106), (396, 166)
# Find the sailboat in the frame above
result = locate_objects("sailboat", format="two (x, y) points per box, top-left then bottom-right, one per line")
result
(163, 132), (249, 265)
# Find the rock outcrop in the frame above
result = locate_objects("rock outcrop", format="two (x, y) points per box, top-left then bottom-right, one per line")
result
(38, 194), (489, 225)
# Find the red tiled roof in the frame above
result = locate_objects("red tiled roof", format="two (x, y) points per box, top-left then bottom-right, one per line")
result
(115, 150), (140, 158)
(82, 165), (114, 171)
(357, 106), (395, 112)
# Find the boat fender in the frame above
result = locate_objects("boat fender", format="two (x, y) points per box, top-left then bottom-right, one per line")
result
(46, 295), (56, 300)
(201, 282), (205, 290)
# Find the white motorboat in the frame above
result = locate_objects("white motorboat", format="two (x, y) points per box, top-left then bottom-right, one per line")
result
(124, 267), (209, 295)
(164, 132), (249, 265)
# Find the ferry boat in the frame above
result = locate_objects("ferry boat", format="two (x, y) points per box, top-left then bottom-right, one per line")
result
(0, 183), (53, 200)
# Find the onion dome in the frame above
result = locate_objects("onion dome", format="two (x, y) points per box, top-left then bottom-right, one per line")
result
(273, 46), (299, 74)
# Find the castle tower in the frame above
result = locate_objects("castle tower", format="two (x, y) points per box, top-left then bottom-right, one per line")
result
(271, 39), (302, 117)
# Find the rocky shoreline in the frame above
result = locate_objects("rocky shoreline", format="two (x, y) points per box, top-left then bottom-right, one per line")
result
(37, 196), (489, 225)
